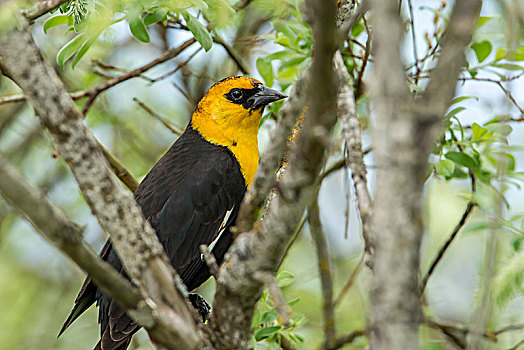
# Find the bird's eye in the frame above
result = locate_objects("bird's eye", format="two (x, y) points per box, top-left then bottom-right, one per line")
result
(230, 89), (243, 100)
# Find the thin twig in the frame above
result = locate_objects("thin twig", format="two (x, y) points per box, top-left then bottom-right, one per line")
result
(407, 0), (420, 84)
(133, 97), (184, 136)
(419, 202), (475, 294)
(420, 132), (477, 295)
(80, 38), (196, 115)
(254, 272), (291, 327)
(308, 193), (336, 348)
(327, 329), (366, 350)
(354, 15), (371, 98)
(213, 34), (250, 75)
(334, 253), (364, 307)
(150, 47), (202, 83)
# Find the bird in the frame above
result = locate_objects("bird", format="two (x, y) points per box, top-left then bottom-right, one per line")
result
(58, 76), (286, 350)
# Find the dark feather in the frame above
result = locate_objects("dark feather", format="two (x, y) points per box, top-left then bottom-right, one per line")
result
(60, 126), (246, 350)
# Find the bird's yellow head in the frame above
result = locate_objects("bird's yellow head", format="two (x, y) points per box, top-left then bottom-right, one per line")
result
(191, 76), (286, 187)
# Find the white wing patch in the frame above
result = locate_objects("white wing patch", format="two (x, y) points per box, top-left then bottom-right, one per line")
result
(201, 206), (234, 260)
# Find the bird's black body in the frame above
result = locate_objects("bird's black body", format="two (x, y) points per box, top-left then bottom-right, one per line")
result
(60, 125), (246, 350)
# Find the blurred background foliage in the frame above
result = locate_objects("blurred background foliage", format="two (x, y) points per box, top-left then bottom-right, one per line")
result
(0, 0), (523, 349)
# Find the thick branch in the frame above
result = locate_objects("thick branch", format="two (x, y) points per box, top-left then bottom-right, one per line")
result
(21, 0), (67, 21)
(0, 18), (202, 349)
(207, 0), (340, 347)
(369, 0), (481, 349)
(0, 153), (140, 310)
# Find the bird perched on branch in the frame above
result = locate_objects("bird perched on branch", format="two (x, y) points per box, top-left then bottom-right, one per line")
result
(58, 76), (286, 350)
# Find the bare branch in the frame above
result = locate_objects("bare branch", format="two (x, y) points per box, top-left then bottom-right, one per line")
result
(253, 272), (291, 327)
(0, 18), (203, 348)
(0, 153), (140, 311)
(80, 38), (196, 115)
(21, 0), (67, 21)
(133, 97), (184, 136)
(308, 195), (336, 348)
(327, 329), (366, 350)
(207, 0), (340, 346)
(334, 51), (373, 257)
(369, 0), (481, 348)
(334, 253), (364, 307)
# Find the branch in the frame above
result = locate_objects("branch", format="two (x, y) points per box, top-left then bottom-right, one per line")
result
(308, 194), (336, 348)
(207, 0), (340, 347)
(0, 18), (203, 349)
(334, 51), (373, 257)
(0, 153), (140, 310)
(21, 0), (67, 21)
(368, 0), (481, 349)
(133, 97), (184, 136)
(81, 38), (195, 115)
(0, 39), (196, 109)
(327, 329), (366, 350)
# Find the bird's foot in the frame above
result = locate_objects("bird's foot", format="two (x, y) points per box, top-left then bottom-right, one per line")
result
(188, 293), (211, 322)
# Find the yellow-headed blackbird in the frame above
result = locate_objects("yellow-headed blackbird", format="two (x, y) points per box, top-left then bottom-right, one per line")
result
(58, 76), (286, 350)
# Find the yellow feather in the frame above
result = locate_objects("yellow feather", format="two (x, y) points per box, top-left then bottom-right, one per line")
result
(190, 77), (264, 187)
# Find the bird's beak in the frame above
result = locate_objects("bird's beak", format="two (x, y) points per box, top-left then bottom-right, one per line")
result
(249, 85), (287, 110)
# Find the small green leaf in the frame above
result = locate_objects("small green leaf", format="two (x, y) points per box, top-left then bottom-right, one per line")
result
(475, 16), (493, 29)
(446, 106), (466, 118)
(435, 159), (455, 179)
(129, 13), (150, 43)
(251, 308), (261, 329)
(254, 325), (281, 341)
(493, 63), (523, 71)
(183, 12), (212, 51)
(445, 151), (479, 171)
(277, 271), (294, 288)
(72, 33), (99, 68)
(144, 8), (167, 26)
(257, 57), (273, 87)
(43, 15), (70, 34)
(471, 123), (488, 140)
(451, 95), (478, 105)
(287, 297), (300, 306)
(471, 40), (492, 63)
(261, 310), (277, 324)
(495, 48), (507, 61)
(56, 33), (87, 68)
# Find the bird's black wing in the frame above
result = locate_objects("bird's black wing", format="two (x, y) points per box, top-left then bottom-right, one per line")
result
(61, 127), (246, 350)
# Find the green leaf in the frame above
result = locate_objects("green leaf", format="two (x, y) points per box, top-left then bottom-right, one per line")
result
(43, 15), (69, 34)
(435, 159), (455, 179)
(183, 12), (212, 51)
(486, 123), (513, 137)
(475, 16), (493, 29)
(451, 95), (478, 105)
(56, 33), (87, 68)
(445, 151), (479, 171)
(144, 8), (168, 26)
(72, 34), (99, 69)
(261, 310), (277, 324)
(471, 41), (492, 63)
(277, 271), (294, 288)
(251, 308), (261, 329)
(471, 123), (488, 141)
(446, 107), (465, 118)
(495, 48), (507, 61)
(257, 57), (273, 87)
(254, 325), (281, 341)
(493, 63), (523, 71)
(129, 13), (150, 43)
